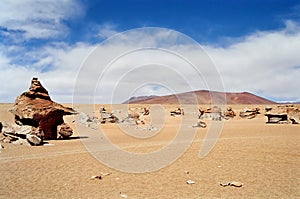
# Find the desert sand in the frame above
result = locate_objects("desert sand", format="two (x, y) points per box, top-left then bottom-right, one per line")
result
(0, 103), (299, 198)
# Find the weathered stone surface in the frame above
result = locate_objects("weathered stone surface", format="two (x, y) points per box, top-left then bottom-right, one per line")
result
(100, 108), (119, 124)
(199, 106), (222, 121)
(12, 138), (31, 146)
(11, 78), (76, 140)
(239, 108), (260, 119)
(57, 123), (73, 138)
(79, 112), (101, 129)
(170, 107), (184, 116)
(224, 107), (236, 119)
(26, 134), (42, 146)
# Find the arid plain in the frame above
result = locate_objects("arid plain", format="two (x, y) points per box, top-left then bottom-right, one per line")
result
(0, 103), (299, 198)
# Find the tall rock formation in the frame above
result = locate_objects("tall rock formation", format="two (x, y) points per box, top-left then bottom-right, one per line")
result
(11, 77), (76, 140)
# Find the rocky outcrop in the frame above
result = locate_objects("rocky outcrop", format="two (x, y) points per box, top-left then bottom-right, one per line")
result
(199, 106), (222, 121)
(239, 108), (260, 119)
(224, 107), (236, 119)
(11, 77), (76, 140)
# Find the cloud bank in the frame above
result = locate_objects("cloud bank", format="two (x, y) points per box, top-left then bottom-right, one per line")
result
(0, 1), (299, 103)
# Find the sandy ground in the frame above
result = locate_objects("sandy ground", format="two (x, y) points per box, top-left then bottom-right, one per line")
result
(0, 104), (299, 198)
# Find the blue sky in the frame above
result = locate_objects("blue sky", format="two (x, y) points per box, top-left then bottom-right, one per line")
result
(0, 0), (300, 103)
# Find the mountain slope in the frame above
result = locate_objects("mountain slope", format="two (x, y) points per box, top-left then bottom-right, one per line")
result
(124, 90), (276, 104)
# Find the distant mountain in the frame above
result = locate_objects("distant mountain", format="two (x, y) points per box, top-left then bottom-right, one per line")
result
(122, 95), (157, 104)
(123, 90), (276, 104)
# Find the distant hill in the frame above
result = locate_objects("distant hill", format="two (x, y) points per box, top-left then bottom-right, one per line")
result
(123, 90), (276, 104)
(122, 95), (157, 104)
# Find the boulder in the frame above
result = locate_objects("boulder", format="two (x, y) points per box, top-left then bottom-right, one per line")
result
(11, 78), (76, 140)
(224, 107), (236, 119)
(58, 123), (73, 138)
(100, 109), (119, 124)
(240, 108), (260, 119)
(0, 122), (2, 132)
(26, 134), (42, 146)
(199, 106), (223, 120)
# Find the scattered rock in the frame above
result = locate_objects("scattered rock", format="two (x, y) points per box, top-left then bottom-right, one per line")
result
(91, 175), (102, 180)
(119, 192), (128, 198)
(90, 172), (112, 180)
(240, 108), (260, 119)
(11, 77), (76, 140)
(192, 121), (207, 128)
(230, 181), (243, 187)
(265, 107), (272, 112)
(79, 112), (100, 129)
(57, 123), (73, 138)
(220, 181), (230, 187)
(265, 113), (288, 124)
(100, 108), (119, 124)
(26, 134), (42, 146)
(127, 107), (149, 125)
(170, 107), (184, 116)
(224, 107), (236, 119)
(199, 106), (222, 121)
(220, 181), (243, 187)
(186, 180), (195, 185)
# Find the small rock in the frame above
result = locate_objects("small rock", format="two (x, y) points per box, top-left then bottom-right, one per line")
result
(58, 123), (73, 138)
(230, 181), (243, 187)
(91, 175), (102, 180)
(120, 192), (128, 198)
(90, 172), (112, 180)
(220, 181), (243, 187)
(184, 171), (190, 174)
(15, 125), (31, 136)
(26, 134), (42, 146)
(186, 180), (195, 185)
(192, 121), (207, 128)
(220, 181), (230, 187)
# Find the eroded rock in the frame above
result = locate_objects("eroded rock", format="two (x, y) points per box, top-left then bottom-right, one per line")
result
(11, 78), (76, 140)
(58, 123), (73, 138)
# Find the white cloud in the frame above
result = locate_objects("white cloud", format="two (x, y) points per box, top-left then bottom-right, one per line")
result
(1, 23), (300, 103)
(0, 0), (83, 40)
(97, 23), (119, 39)
(205, 21), (300, 101)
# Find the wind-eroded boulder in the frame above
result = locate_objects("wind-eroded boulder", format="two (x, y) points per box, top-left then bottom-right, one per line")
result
(11, 77), (76, 140)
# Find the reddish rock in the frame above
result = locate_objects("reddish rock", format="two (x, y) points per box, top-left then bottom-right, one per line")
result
(57, 123), (73, 138)
(11, 77), (76, 140)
